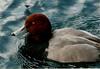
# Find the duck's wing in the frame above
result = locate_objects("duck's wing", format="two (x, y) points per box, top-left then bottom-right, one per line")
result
(78, 30), (100, 43)
(53, 28), (100, 43)
(49, 34), (100, 50)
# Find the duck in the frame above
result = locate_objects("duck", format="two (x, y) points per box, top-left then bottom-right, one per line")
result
(11, 13), (100, 68)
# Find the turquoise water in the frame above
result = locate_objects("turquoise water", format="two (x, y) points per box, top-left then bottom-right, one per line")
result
(0, 0), (100, 68)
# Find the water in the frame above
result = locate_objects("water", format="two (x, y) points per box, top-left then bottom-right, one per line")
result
(0, 0), (100, 68)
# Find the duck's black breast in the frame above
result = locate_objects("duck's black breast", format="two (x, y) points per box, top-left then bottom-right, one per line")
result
(16, 33), (49, 68)
(19, 35), (49, 60)
(19, 43), (48, 60)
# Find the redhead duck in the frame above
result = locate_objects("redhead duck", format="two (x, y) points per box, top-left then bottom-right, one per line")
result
(12, 13), (100, 68)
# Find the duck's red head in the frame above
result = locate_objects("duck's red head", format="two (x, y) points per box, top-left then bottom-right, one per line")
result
(12, 13), (52, 43)
(25, 14), (51, 35)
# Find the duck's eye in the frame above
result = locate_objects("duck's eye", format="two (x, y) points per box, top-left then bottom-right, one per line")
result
(32, 22), (35, 24)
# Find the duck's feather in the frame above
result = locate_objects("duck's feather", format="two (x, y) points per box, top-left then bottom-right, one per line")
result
(47, 28), (100, 62)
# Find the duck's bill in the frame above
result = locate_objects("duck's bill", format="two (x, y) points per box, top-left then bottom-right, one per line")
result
(11, 25), (29, 39)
